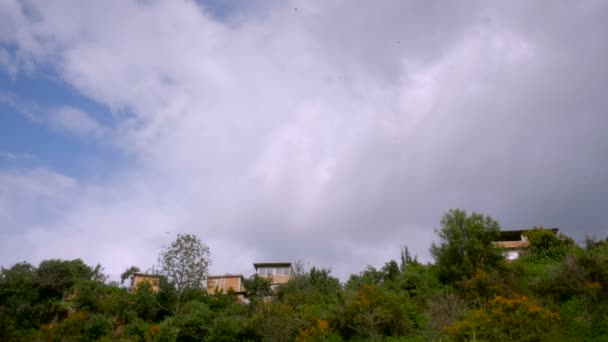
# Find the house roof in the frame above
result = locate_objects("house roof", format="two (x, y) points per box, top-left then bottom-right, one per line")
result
(498, 228), (559, 241)
(253, 262), (292, 268)
(208, 274), (244, 279)
(132, 273), (161, 278)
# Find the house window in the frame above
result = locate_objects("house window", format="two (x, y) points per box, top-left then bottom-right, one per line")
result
(257, 266), (292, 276)
(506, 251), (519, 260)
(259, 267), (274, 276)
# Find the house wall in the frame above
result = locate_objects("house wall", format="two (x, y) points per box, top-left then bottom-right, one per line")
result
(255, 264), (294, 285)
(267, 274), (291, 285)
(207, 276), (244, 293)
(132, 274), (160, 293)
(495, 240), (529, 249)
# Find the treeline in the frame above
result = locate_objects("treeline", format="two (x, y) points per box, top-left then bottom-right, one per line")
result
(2, 209), (608, 341)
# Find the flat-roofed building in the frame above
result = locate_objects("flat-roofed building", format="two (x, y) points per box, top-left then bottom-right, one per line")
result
(131, 273), (161, 293)
(207, 274), (246, 297)
(495, 228), (559, 260)
(253, 262), (294, 289)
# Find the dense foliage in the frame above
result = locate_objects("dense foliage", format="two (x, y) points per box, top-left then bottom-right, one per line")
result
(2, 210), (608, 341)
(157, 233), (211, 315)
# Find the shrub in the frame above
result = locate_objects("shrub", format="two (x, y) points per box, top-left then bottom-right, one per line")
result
(83, 313), (113, 340)
(445, 294), (561, 341)
(524, 228), (575, 261)
(156, 317), (179, 342)
(122, 318), (150, 341)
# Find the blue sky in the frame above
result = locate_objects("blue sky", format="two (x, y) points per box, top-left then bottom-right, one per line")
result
(0, 0), (241, 180)
(0, 68), (127, 180)
(1, 0), (607, 281)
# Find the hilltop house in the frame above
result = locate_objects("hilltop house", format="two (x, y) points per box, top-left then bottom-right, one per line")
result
(131, 273), (161, 293)
(207, 274), (246, 300)
(253, 262), (294, 289)
(495, 228), (559, 260)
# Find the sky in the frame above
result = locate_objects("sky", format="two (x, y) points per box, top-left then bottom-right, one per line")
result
(1, 0), (608, 281)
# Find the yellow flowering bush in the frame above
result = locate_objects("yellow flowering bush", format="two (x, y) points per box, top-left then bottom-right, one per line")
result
(296, 319), (330, 342)
(445, 294), (560, 341)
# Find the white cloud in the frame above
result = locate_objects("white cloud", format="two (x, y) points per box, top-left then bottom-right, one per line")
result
(49, 106), (105, 138)
(1, 0), (608, 280)
(0, 169), (78, 266)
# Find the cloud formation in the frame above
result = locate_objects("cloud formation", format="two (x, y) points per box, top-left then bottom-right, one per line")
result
(49, 106), (105, 138)
(1, 0), (608, 280)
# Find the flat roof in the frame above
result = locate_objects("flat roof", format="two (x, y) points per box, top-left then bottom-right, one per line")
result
(253, 262), (292, 268)
(498, 228), (559, 241)
(208, 274), (244, 278)
(133, 273), (161, 277)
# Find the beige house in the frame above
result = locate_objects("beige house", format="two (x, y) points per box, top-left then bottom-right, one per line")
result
(131, 273), (161, 293)
(495, 228), (559, 260)
(254, 262), (294, 289)
(207, 274), (246, 296)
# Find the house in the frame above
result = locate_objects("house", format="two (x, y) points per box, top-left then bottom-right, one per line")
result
(131, 273), (161, 293)
(207, 274), (246, 300)
(253, 262), (294, 289)
(495, 228), (559, 260)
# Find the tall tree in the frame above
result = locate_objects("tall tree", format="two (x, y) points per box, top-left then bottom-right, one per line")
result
(120, 266), (141, 285)
(243, 274), (273, 302)
(157, 234), (211, 314)
(399, 245), (419, 272)
(37, 259), (102, 299)
(524, 227), (574, 260)
(430, 209), (504, 284)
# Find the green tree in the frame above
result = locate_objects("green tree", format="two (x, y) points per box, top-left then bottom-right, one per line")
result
(120, 265), (140, 285)
(132, 281), (162, 321)
(309, 267), (342, 296)
(399, 245), (419, 272)
(37, 259), (96, 299)
(445, 294), (561, 341)
(381, 260), (400, 282)
(157, 234), (211, 314)
(584, 235), (608, 250)
(251, 302), (296, 342)
(524, 227), (574, 260)
(0, 262), (41, 338)
(172, 301), (213, 340)
(430, 209), (504, 284)
(277, 266), (341, 308)
(98, 284), (136, 327)
(344, 284), (392, 340)
(345, 266), (384, 290)
(83, 313), (113, 340)
(243, 274), (272, 300)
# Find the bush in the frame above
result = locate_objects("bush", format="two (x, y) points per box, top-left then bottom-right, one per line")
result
(430, 209), (504, 285)
(53, 311), (87, 341)
(423, 292), (467, 340)
(207, 315), (251, 342)
(156, 317), (179, 342)
(83, 313), (113, 340)
(445, 294), (561, 341)
(122, 318), (150, 341)
(173, 300), (213, 340)
(524, 228), (575, 261)
(251, 302), (296, 341)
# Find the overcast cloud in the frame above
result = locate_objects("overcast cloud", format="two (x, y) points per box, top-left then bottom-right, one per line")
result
(1, 0), (607, 280)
